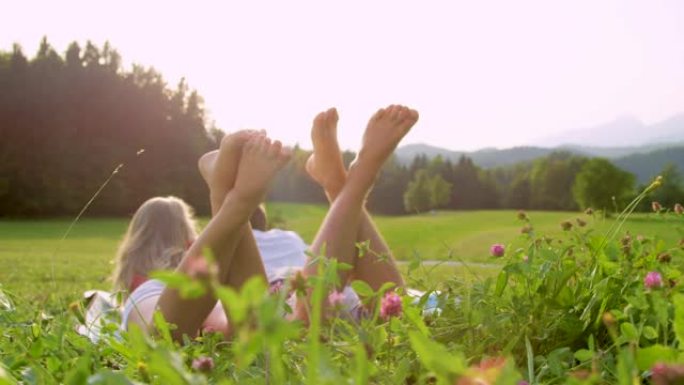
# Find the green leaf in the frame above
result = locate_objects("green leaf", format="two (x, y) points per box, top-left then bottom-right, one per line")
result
(152, 311), (173, 345)
(351, 280), (375, 298)
(240, 276), (268, 305)
(147, 350), (187, 385)
(337, 262), (353, 271)
(404, 303), (430, 337)
(64, 354), (90, 385)
(616, 339), (638, 384)
(0, 362), (18, 385)
(673, 294), (684, 345)
(574, 349), (594, 362)
(495, 270), (508, 297)
(525, 336), (535, 384)
(408, 331), (465, 380)
(636, 345), (677, 371)
(150, 270), (206, 299)
(214, 286), (245, 324)
(355, 240), (370, 258)
(619, 322), (639, 342)
(651, 293), (669, 329)
(625, 293), (648, 310)
(378, 282), (397, 295)
(353, 343), (370, 385)
(642, 326), (658, 340)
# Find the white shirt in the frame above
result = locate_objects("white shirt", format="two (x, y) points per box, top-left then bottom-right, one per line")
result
(122, 229), (311, 328)
(253, 229), (308, 282)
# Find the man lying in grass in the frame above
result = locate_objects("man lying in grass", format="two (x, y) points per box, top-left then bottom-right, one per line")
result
(112, 105), (419, 340)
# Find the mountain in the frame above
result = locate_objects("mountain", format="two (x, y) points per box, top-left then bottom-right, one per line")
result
(395, 112), (684, 169)
(395, 144), (569, 167)
(468, 147), (564, 168)
(613, 147), (684, 184)
(393, 143), (465, 162)
(534, 114), (684, 148)
(557, 142), (684, 159)
(395, 144), (574, 167)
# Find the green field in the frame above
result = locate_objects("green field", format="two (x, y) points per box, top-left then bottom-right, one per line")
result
(1, 203), (682, 302)
(267, 202), (683, 261)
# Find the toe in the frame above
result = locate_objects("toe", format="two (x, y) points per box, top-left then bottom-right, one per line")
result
(261, 136), (272, 152)
(313, 112), (326, 127)
(327, 108), (339, 125)
(270, 140), (283, 158)
(244, 137), (258, 154)
(396, 106), (408, 121)
(398, 108), (419, 132)
(387, 105), (402, 121)
(371, 108), (386, 122)
(279, 146), (293, 164)
(408, 108), (419, 123)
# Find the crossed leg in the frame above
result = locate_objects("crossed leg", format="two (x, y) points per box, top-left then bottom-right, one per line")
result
(198, 130), (270, 290)
(296, 105), (419, 320)
(305, 108), (406, 290)
(155, 135), (290, 339)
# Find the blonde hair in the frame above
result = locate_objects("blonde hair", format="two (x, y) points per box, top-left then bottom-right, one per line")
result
(111, 196), (198, 292)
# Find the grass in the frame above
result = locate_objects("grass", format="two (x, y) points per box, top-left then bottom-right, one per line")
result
(267, 202), (684, 262)
(0, 219), (128, 303)
(1, 204), (682, 301)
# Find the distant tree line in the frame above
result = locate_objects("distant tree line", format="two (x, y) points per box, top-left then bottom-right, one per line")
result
(1, 39), (681, 218)
(268, 149), (684, 215)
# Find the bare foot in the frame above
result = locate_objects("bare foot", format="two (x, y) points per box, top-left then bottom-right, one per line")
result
(305, 108), (347, 196)
(350, 105), (419, 180)
(198, 130), (262, 213)
(233, 136), (292, 203)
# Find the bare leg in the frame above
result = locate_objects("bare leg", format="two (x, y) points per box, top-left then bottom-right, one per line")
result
(198, 131), (268, 289)
(158, 136), (290, 339)
(305, 108), (404, 291)
(298, 105), (418, 319)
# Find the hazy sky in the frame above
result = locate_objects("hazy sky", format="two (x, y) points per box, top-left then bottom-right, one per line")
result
(3, 0), (683, 151)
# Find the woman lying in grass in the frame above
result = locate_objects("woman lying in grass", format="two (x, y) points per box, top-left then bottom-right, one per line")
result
(111, 105), (419, 341)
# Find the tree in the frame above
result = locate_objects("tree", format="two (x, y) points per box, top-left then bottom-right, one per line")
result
(506, 175), (532, 209)
(530, 152), (586, 210)
(572, 158), (635, 211)
(403, 170), (452, 213)
(0, 38), (217, 217)
(65, 42), (82, 69)
(430, 173), (452, 208)
(404, 170), (433, 213)
(450, 156), (481, 209)
(368, 155), (410, 215)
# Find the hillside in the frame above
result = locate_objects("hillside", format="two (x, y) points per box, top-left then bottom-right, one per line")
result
(395, 144), (558, 167)
(613, 147), (684, 184)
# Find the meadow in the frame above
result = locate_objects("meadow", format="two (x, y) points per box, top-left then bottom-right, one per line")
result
(1, 203), (681, 302)
(1, 204), (684, 384)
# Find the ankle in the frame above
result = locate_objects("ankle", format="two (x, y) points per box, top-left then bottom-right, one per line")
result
(338, 168), (374, 202)
(220, 189), (261, 219)
(324, 181), (345, 201)
(348, 159), (379, 185)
